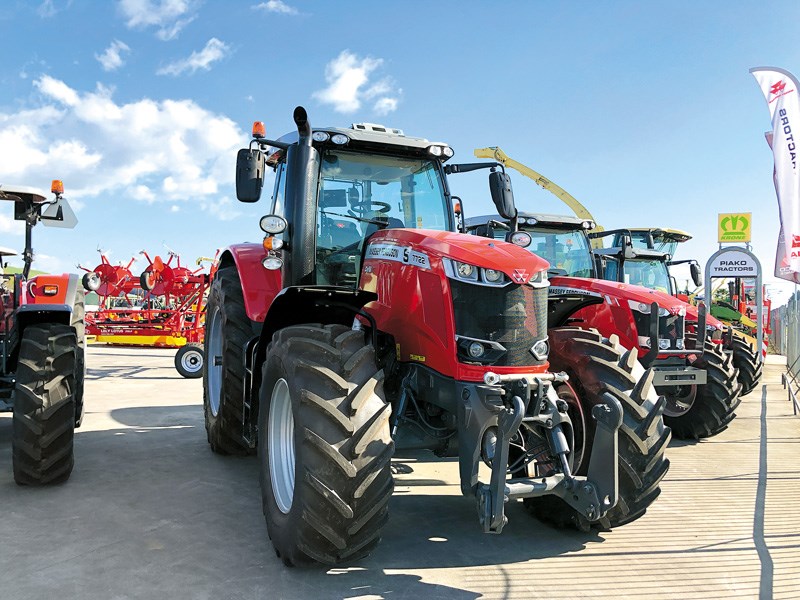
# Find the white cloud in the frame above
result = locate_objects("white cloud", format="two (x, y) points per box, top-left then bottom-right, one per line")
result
(0, 76), (243, 221)
(200, 196), (241, 221)
(118, 0), (197, 40)
(0, 214), (24, 235)
(313, 50), (400, 115)
(95, 40), (131, 72)
(157, 38), (230, 76)
(38, 0), (72, 18)
(252, 0), (298, 15)
(373, 97), (398, 116)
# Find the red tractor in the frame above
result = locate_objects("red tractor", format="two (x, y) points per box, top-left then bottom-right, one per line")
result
(600, 228), (763, 396)
(203, 107), (669, 566)
(466, 214), (741, 440)
(0, 181), (84, 484)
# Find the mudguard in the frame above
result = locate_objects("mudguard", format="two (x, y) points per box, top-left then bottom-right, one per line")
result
(218, 243), (282, 323)
(17, 273), (80, 326)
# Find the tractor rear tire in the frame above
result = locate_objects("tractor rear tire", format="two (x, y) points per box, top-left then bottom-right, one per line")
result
(203, 267), (253, 455)
(175, 343), (204, 379)
(259, 324), (394, 566)
(528, 327), (670, 530)
(730, 336), (763, 397)
(12, 324), (77, 486)
(72, 295), (86, 427)
(662, 338), (741, 439)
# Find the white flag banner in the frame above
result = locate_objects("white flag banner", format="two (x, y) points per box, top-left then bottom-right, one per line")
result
(751, 66), (800, 283)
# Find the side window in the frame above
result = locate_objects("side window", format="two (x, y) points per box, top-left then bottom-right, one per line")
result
(271, 162), (286, 217)
(604, 258), (619, 282)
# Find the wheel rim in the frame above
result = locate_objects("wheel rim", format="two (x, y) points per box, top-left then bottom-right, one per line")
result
(207, 306), (223, 417)
(661, 385), (697, 418)
(180, 348), (203, 373)
(268, 378), (295, 514)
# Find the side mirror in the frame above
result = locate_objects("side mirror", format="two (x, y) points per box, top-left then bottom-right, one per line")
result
(41, 197), (78, 229)
(236, 148), (265, 202)
(489, 171), (516, 220)
(690, 262), (702, 287)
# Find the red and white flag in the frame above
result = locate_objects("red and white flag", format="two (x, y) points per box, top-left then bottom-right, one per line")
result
(751, 66), (800, 283)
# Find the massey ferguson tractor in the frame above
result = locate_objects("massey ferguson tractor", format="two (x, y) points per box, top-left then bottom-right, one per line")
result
(0, 181), (84, 485)
(466, 213), (741, 440)
(203, 107), (670, 566)
(601, 227), (763, 396)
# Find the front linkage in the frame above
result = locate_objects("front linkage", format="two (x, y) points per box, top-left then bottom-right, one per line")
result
(473, 371), (622, 534)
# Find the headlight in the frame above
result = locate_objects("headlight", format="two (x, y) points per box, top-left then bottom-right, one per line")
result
(676, 339), (685, 350)
(427, 145), (443, 157)
(331, 134), (349, 145)
(468, 342), (485, 358)
(658, 339), (670, 350)
(509, 231), (532, 248)
(627, 299), (669, 317)
(483, 269), (503, 283)
(312, 131), (330, 142)
(457, 262), (476, 279)
(260, 214), (287, 234)
(262, 256), (283, 270)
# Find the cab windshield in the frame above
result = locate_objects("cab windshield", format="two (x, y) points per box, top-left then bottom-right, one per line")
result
(517, 226), (594, 277)
(622, 258), (672, 293)
(315, 149), (450, 285)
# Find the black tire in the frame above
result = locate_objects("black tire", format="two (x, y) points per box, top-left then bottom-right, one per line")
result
(12, 324), (77, 486)
(527, 327), (670, 530)
(202, 267), (253, 455)
(729, 336), (763, 397)
(175, 343), (204, 379)
(140, 270), (154, 291)
(661, 338), (741, 439)
(71, 295), (86, 427)
(81, 272), (100, 292)
(259, 324), (394, 566)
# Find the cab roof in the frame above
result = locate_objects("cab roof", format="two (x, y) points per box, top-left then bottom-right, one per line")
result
(465, 212), (592, 230)
(0, 185), (47, 204)
(0, 246), (17, 257)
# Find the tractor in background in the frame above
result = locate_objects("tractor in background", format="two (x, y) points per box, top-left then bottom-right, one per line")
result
(598, 227), (763, 396)
(202, 108), (670, 566)
(466, 213), (741, 439)
(0, 181), (84, 485)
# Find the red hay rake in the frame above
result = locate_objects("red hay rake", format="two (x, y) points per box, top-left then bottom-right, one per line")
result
(81, 249), (218, 378)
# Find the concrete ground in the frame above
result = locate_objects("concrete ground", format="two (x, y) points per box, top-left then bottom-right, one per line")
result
(0, 347), (798, 600)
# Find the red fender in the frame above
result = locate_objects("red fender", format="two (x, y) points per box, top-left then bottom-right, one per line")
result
(219, 243), (282, 323)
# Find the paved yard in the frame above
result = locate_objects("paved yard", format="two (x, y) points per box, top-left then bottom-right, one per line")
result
(0, 347), (797, 599)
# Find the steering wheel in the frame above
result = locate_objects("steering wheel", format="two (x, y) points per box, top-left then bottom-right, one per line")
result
(350, 200), (392, 216)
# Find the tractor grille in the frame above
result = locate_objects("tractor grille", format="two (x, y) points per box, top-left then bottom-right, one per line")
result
(450, 281), (547, 367)
(632, 311), (686, 350)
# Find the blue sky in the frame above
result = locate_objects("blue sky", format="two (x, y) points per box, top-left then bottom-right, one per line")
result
(1, 0), (799, 304)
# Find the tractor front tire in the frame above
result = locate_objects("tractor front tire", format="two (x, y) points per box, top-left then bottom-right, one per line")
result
(202, 267), (253, 455)
(12, 324), (78, 486)
(175, 343), (204, 379)
(730, 336), (763, 397)
(529, 327), (671, 530)
(259, 324), (394, 566)
(662, 339), (741, 439)
(72, 295), (86, 427)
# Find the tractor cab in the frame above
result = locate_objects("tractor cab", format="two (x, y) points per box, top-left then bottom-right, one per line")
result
(592, 228), (701, 296)
(466, 212), (597, 277)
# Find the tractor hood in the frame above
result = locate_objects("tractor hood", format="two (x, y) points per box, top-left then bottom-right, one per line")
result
(685, 303), (723, 329)
(549, 275), (687, 314)
(367, 228), (549, 285)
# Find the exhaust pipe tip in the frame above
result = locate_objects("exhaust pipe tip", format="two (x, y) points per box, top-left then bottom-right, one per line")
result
(293, 106), (311, 142)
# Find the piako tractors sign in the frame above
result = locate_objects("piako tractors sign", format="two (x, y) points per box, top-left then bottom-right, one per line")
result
(718, 213), (752, 243)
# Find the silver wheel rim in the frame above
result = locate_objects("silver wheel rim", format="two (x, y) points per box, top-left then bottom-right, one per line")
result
(662, 385), (697, 418)
(207, 306), (223, 416)
(269, 378), (295, 514)
(180, 348), (203, 373)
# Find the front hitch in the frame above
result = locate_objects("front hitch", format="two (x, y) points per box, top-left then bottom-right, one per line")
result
(475, 373), (623, 533)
